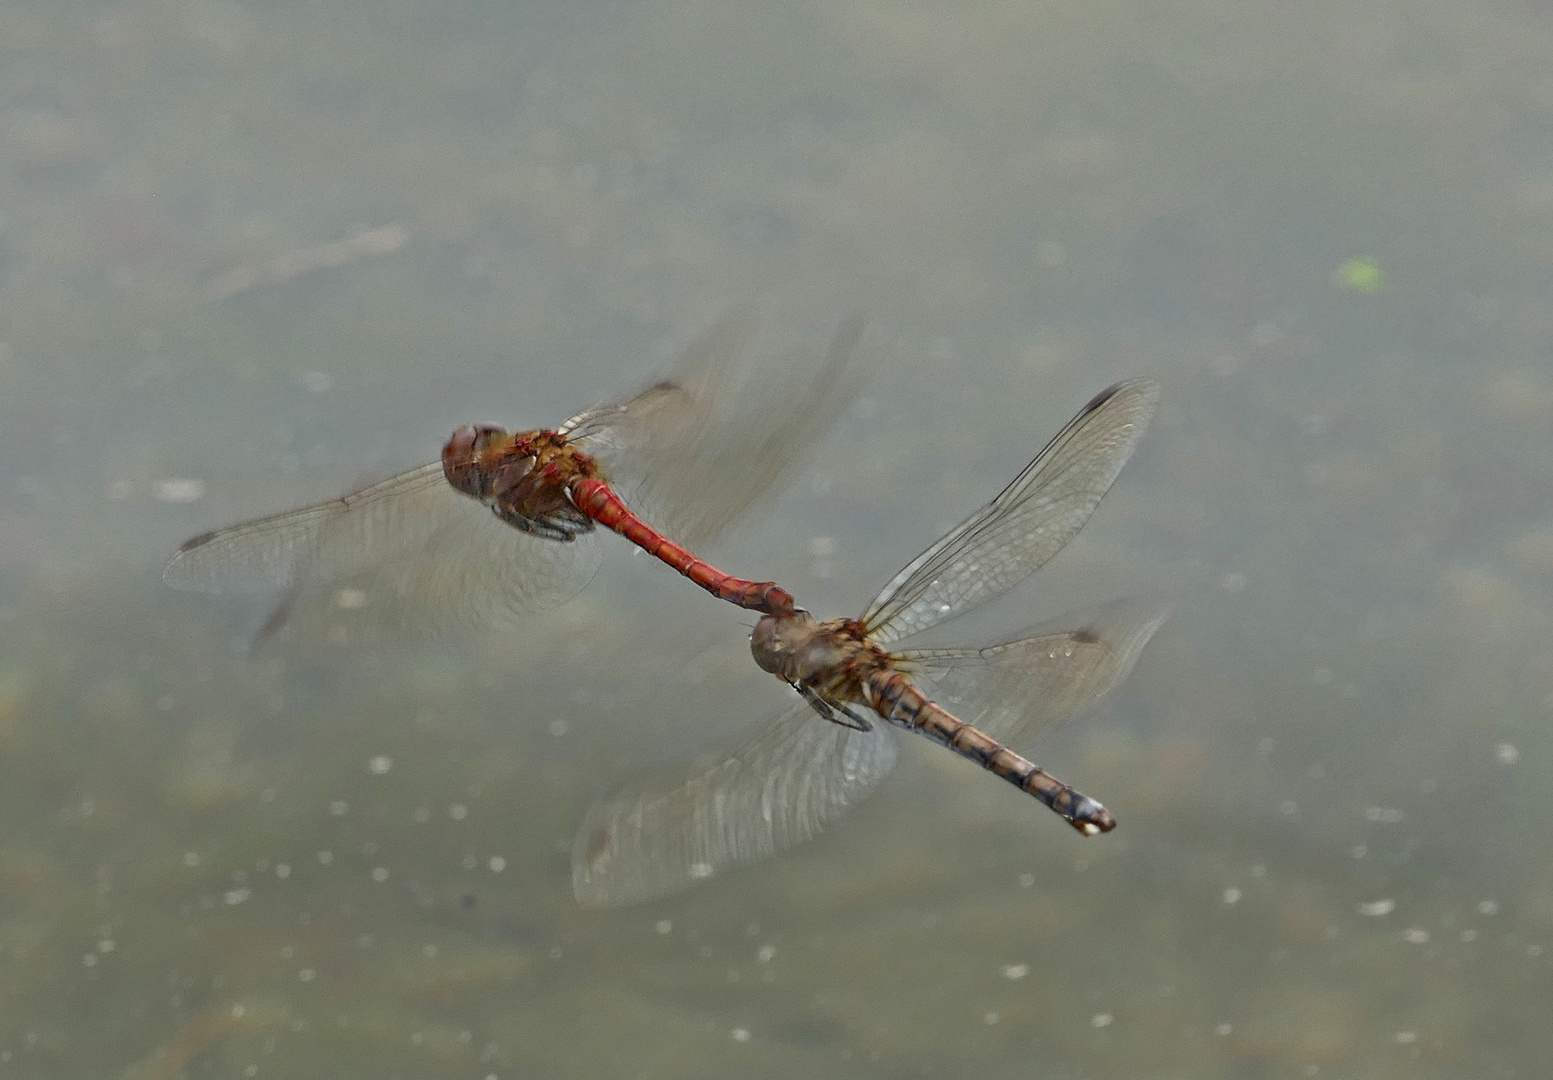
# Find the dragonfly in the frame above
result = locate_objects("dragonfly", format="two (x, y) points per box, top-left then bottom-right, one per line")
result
(573, 380), (1163, 907)
(163, 317), (867, 635)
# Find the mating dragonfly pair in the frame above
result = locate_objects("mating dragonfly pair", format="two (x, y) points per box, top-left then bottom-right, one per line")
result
(166, 318), (1162, 907)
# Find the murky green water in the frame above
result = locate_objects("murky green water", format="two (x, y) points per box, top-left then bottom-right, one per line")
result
(3, 1), (1552, 1076)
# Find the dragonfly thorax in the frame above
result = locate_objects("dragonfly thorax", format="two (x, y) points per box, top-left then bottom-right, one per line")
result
(751, 610), (877, 689)
(442, 426), (597, 541)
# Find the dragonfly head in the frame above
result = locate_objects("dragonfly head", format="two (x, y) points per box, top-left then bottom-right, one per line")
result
(750, 607), (817, 677)
(442, 424), (516, 497)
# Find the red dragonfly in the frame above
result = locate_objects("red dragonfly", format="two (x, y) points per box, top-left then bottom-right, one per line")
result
(574, 381), (1163, 907)
(163, 318), (865, 635)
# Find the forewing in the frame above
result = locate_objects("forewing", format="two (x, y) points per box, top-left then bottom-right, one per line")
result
(165, 462), (600, 635)
(898, 600), (1169, 749)
(163, 463), (450, 591)
(568, 315), (872, 549)
(862, 380), (1158, 645)
(572, 703), (898, 908)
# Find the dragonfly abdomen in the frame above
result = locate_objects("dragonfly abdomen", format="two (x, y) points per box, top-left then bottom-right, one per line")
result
(866, 671), (1116, 835)
(569, 478), (794, 614)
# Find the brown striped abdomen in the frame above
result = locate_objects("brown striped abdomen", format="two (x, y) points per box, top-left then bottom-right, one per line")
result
(865, 671), (1116, 835)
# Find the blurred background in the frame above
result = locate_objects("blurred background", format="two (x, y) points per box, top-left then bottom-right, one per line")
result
(3, 1), (1552, 1076)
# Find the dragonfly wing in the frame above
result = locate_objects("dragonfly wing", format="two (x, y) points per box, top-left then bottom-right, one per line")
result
(353, 504), (601, 636)
(568, 314), (873, 548)
(897, 600), (1169, 749)
(165, 461), (600, 635)
(572, 702), (898, 908)
(163, 463), (450, 591)
(862, 380), (1158, 645)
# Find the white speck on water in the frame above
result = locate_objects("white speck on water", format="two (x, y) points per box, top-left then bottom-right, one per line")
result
(1357, 899), (1396, 917)
(98, 939), (115, 953)
(1280, 800), (1298, 816)
(1215, 1023), (1233, 1036)
(1496, 742), (1519, 765)
(449, 804), (468, 821)
(336, 588), (367, 609)
(1351, 844), (1368, 859)
(1001, 963), (1029, 980)
(1091, 1013), (1113, 1029)
(730, 1027), (751, 1043)
(371, 867), (388, 883)
(81, 953), (97, 967)
(1223, 887), (1242, 905)
(1018, 872), (1035, 887)
(757, 945), (776, 962)
(1403, 928), (1429, 944)
(1529, 944), (1544, 958)
(231, 1004), (246, 1018)
(299, 968), (316, 982)
(316, 850), (333, 865)
(328, 800), (348, 816)
(422, 944), (438, 958)
(275, 863), (290, 879)
(1477, 899), (1499, 916)
(548, 719), (568, 737)
(983, 1011), (1000, 1025)
(155, 478), (206, 503)
(654, 920), (672, 935)
(367, 755), (392, 775)
(807, 536), (835, 557)
(184, 851), (200, 868)
(1364, 806), (1404, 823)
(1394, 1031), (1418, 1044)
(689, 861), (714, 880)
(223, 888), (251, 905)
(462, 856), (478, 870)
(487, 856), (506, 873)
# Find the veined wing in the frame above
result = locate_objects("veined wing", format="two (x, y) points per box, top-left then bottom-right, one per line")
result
(862, 380), (1158, 645)
(565, 314), (872, 549)
(163, 460), (599, 634)
(572, 702), (897, 908)
(163, 463), (449, 591)
(897, 600), (1169, 749)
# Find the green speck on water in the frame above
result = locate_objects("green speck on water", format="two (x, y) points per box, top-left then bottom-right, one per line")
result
(1335, 256), (1384, 293)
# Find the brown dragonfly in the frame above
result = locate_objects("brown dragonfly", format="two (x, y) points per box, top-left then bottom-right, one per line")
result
(574, 380), (1163, 907)
(163, 317), (866, 635)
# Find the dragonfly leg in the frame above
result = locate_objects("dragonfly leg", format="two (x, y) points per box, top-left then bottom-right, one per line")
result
(797, 684), (873, 732)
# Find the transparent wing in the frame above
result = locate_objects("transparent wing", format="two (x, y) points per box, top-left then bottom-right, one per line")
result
(862, 380), (1158, 645)
(572, 702), (898, 908)
(163, 463), (449, 592)
(898, 600), (1169, 750)
(163, 462), (598, 634)
(567, 314), (872, 548)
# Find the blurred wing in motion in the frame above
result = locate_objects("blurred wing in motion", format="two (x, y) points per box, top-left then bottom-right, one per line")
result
(163, 462), (598, 636)
(898, 600), (1170, 749)
(572, 702), (898, 908)
(569, 314), (873, 549)
(862, 380), (1159, 645)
